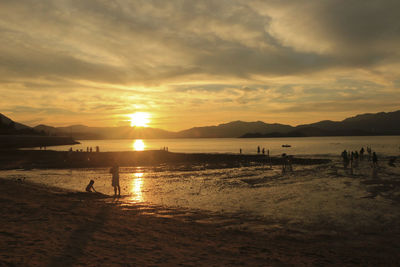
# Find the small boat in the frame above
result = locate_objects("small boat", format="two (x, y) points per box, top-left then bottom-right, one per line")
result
(282, 144), (291, 147)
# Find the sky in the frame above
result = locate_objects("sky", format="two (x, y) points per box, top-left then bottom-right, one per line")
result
(1, 0), (399, 131)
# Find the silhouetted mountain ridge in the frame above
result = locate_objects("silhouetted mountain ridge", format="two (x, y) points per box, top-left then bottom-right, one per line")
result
(2, 110), (399, 139)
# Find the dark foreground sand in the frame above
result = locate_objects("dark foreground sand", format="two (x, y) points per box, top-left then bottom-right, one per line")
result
(1, 178), (399, 266)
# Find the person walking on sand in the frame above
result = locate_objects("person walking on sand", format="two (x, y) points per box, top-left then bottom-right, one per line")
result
(110, 164), (121, 196)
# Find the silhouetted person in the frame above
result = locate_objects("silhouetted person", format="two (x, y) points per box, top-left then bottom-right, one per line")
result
(257, 146), (260, 154)
(360, 147), (364, 160)
(96, 146), (100, 152)
(367, 147), (372, 161)
(85, 179), (97, 192)
(350, 152), (354, 174)
(110, 164), (120, 196)
(239, 148), (242, 154)
(341, 150), (349, 169)
(287, 155), (293, 172)
(372, 152), (378, 168)
(90, 147), (93, 153)
(262, 148), (265, 154)
(281, 153), (287, 174)
(354, 151), (359, 168)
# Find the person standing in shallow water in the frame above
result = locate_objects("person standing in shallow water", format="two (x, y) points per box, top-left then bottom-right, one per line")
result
(110, 164), (121, 196)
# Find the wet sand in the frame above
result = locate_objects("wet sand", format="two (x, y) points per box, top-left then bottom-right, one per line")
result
(1, 178), (399, 266)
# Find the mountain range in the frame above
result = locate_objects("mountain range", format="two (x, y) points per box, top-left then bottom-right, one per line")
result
(1, 110), (399, 139)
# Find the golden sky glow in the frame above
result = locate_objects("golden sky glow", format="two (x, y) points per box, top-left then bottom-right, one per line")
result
(1, 0), (399, 131)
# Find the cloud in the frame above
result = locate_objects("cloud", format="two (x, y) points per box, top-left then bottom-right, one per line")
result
(1, 0), (399, 130)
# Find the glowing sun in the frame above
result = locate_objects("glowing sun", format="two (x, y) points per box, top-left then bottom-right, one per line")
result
(129, 112), (150, 127)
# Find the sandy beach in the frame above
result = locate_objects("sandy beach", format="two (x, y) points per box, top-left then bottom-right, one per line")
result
(1, 155), (400, 266)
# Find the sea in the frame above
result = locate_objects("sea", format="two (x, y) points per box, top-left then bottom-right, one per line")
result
(5, 136), (400, 232)
(26, 136), (400, 156)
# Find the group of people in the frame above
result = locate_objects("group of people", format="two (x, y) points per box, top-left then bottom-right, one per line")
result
(281, 153), (293, 174)
(341, 147), (378, 174)
(85, 162), (121, 197)
(256, 146), (269, 155)
(69, 146), (100, 153)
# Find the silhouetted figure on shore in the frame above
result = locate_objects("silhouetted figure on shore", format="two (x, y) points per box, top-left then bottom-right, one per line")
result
(90, 147), (92, 153)
(110, 164), (120, 196)
(96, 146), (100, 152)
(350, 152), (354, 175)
(367, 146), (372, 161)
(281, 153), (287, 174)
(257, 146), (260, 154)
(239, 148), (242, 154)
(85, 179), (97, 192)
(287, 155), (293, 172)
(341, 150), (349, 169)
(354, 151), (359, 168)
(262, 148), (265, 154)
(360, 147), (364, 160)
(372, 152), (378, 168)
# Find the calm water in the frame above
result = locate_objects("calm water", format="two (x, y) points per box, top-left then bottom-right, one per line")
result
(34, 136), (400, 156)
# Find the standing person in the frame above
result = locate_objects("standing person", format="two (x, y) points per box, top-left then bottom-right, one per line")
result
(341, 150), (349, 169)
(372, 152), (378, 168)
(281, 153), (287, 174)
(350, 152), (354, 175)
(354, 151), (359, 168)
(110, 164), (121, 196)
(367, 147), (372, 161)
(360, 147), (365, 161)
(257, 146), (260, 154)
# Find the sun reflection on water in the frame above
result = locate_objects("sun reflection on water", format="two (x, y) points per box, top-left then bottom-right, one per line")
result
(131, 172), (144, 202)
(133, 139), (145, 151)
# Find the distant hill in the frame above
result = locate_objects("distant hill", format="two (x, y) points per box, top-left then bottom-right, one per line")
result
(0, 113), (40, 135)
(34, 124), (176, 139)
(4, 110), (400, 140)
(175, 121), (293, 138)
(241, 110), (400, 138)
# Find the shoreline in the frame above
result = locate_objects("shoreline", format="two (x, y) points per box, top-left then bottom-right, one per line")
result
(1, 178), (399, 266)
(0, 150), (330, 170)
(0, 135), (79, 149)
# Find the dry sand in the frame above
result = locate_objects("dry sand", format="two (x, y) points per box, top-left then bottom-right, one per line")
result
(1, 177), (400, 266)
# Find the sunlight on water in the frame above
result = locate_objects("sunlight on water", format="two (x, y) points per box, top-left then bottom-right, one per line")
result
(131, 172), (144, 202)
(133, 139), (145, 151)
